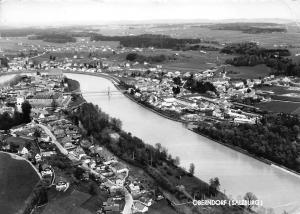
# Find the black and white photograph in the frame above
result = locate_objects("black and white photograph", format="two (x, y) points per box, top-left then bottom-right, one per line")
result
(0, 0), (300, 214)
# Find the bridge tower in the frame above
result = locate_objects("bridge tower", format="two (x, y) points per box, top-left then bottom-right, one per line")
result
(107, 86), (111, 97)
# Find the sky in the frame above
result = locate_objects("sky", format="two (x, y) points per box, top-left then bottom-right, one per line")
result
(0, 0), (299, 26)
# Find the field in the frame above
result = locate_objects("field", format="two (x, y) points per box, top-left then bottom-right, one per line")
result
(161, 50), (229, 72)
(255, 85), (300, 114)
(255, 100), (300, 114)
(226, 64), (271, 79)
(39, 189), (92, 214)
(0, 152), (40, 214)
(258, 85), (300, 95)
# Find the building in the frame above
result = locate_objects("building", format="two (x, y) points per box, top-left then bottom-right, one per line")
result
(27, 93), (63, 107)
(16, 96), (25, 112)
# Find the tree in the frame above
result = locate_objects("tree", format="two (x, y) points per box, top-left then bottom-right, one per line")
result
(174, 156), (180, 166)
(51, 98), (57, 111)
(209, 177), (220, 196)
(0, 57), (9, 67)
(33, 129), (41, 139)
(111, 118), (122, 131)
(155, 143), (162, 152)
(173, 76), (182, 85)
(243, 192), (258, 210)
(172, 86), (180, 96)
(126, 53), (138, 61)
(189, 163), (195, 175)
(21, 101), (32, 123)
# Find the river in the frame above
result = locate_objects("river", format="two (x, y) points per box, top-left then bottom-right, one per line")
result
(0, 74), (16, 86)
(65, 73), (300, 214)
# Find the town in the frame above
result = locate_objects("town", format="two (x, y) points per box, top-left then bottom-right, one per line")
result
(2, 38), (300, 127)
(0, 71), (167, 214)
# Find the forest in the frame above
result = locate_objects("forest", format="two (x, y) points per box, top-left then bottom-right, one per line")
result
(28, 34), (76, 43)
(195, 113), (300, 173)
(126, 52), (168, 63)
(207, 22), (287, 34)
(90, 34), (202, 49)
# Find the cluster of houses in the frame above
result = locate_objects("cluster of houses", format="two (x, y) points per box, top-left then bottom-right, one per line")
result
(0, 70), (70, 117)
(122, 70), (263, 124)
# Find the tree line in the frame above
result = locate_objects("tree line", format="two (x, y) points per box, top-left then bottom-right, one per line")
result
(208, 22), (287, 34)
(195, 113), (300, 173)
(90, 34), (203, 49)
(28, 34), (76, 43)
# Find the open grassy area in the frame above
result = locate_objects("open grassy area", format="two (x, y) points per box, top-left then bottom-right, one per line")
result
(227, 64), (271, 79)
(39, 189), (92, 214)
(256, 100), (300, 114)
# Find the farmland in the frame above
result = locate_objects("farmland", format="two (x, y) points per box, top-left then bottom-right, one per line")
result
(92, 23), (300, 47)
(255, 100), (300, 114)
(226, 64), (271, 79)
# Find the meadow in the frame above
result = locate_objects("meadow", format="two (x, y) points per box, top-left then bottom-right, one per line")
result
(226, 64), (272, 79)
(255, 100), (300, 114)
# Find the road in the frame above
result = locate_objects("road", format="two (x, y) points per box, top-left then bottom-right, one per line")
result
(37, 124), (69, 156)
(122, 188), (133, 214)
(29, 52), (46, 60)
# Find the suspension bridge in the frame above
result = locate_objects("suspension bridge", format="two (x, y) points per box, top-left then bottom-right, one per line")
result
(63, 87), (126, 96)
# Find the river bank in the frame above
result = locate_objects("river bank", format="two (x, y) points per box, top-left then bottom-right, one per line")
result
(83, 71), (300, 179)
(188, 129), (300, 178)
